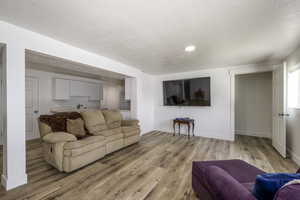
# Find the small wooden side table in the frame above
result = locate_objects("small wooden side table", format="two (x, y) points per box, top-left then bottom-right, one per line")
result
(173, 118), (195, 139)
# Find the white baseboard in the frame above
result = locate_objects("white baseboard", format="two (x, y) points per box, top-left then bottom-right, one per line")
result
(1, 173), (27, 191)
(287, 148), (300, 167)
(235, 130), (271, 138)
(157, 128), (234, 141)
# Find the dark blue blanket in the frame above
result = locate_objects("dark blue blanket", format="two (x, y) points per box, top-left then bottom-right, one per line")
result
(252, 173), (300, 200)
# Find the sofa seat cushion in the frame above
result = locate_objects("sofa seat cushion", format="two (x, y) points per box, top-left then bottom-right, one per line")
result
(64, 138), (106, 157)
(99, 127), (122, 136)
(106, 139), (124, 154)
(63, 146), (106, 172)
(121, 126), (140, 133)
(102, 110), (122, 129)
(80, 110), (107, 135)
(64, 135), (106, 150)
(123, 130), (140, 138)
(124, 135), (140, 146)
(105, 133), (123, 142)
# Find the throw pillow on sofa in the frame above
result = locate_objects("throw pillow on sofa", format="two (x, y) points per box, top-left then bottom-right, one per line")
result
(80, 110), (107, 135)
(67, 118), (86, 138)
(252, 173), (300, 200)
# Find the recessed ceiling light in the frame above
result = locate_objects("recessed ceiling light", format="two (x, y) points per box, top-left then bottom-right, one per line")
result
(185, 45), (196, 52)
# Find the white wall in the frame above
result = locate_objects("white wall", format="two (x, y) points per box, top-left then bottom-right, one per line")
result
(286, 45), (300, 166)
(235, 72), (273, 138)
(138, 74), (155, 134)
(0, 21), (155, 190)
(153, 68), (232, 141)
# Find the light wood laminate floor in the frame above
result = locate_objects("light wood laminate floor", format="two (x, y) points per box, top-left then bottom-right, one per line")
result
(0, 131), (298, 200)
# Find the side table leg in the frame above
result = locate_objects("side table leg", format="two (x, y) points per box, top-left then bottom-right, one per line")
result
(188, 123), (190, 139)
(192, 122), (195, 137)
(173, 121), (175, 136)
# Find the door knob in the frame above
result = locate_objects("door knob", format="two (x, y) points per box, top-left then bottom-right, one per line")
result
(34, 110), (39, 114)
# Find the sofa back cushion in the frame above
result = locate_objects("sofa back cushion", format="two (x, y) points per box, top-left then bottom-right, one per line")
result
(80, 110), (107, 135)
(102, 110), (122, 129)
(67, 118), (86, 138)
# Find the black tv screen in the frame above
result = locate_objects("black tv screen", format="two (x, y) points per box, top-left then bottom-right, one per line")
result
(163, 77), (211, 106)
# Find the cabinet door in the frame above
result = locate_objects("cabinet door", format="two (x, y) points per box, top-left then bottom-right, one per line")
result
(53, 79), (70, 100)
(70, 80), (89, 97)
(88, 83), (100, 101)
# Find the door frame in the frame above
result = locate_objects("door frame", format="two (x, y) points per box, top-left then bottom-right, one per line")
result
(0, 44), (5, 145)
(25, 76), (40, 140)
(229, 64), (280, 141)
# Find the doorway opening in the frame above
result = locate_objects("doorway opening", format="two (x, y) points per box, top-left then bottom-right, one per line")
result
(231, 64), (288, 158)
(235, 72), (273, 138)
(23, 50), (136, 183)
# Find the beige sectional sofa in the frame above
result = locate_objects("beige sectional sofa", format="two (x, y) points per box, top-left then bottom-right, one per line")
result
(38, 110), (140, 172)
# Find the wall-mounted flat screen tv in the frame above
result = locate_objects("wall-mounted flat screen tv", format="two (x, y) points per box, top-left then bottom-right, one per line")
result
(163, 77), (211, 106)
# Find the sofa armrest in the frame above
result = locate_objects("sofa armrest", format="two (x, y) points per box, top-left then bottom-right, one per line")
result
(205, 166), (256, 200)
(121, 119), (139, 126)
(43, 132), (77, 144)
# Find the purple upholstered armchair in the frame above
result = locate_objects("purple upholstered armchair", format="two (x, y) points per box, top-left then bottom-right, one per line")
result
(192, 159), (300, 200)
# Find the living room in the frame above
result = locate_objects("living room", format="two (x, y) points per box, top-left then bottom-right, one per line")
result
(1, 1), (300, 199)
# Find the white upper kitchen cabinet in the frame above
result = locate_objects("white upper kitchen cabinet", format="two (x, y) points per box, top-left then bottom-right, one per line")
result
(53, 79), (102, 101)
(88, 82), (103, 101)
(70, 80), (90, 97)
(70, 80), (102, 101)
(53, 78), (70, 100)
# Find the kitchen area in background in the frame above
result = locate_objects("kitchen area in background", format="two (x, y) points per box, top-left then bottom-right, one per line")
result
(25, 50), (134, 140)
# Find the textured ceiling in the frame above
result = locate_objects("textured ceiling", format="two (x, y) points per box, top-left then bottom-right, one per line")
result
(1, 0), (300, 74)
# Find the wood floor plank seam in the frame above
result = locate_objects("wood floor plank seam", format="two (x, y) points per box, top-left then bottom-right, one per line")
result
(0, 132), (298, 200)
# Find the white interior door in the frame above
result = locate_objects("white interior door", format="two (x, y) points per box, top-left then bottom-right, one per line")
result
(26, 77), (39, 140)
(0, 63), (3, 145)
(272, 64), (287, 158)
